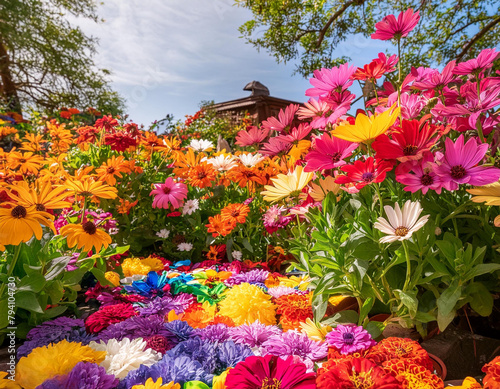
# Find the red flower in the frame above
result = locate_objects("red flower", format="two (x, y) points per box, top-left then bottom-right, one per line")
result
(95, 115), (119, 132)
(85, 303), (137, 333)
(483, 356), (500, 389)
(383, 360), (444, 389)
(60, 108), (80, 119)
(225, 355), (316, 389)
(372, 119), (441, 162)
(335, 157), (393, 190)
(167, 211), (182, 217)
(317, 357), (402, 389)
(104, 131), (138, 151)
(352, 54), (398, 81)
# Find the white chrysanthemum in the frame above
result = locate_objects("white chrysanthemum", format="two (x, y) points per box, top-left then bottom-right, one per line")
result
(238, 152), (265, 167)
(156, 229), (170, 238)
(204, 154), (237, 171)
(120, 274), (145, 284)
(89, 338), (161, 379)
(232, 250), (243, 261)
(189, 139), (213, 152)
(374, 200), (429, 243)
(182, 199), (200, 215)
(177, 242), (193, 251)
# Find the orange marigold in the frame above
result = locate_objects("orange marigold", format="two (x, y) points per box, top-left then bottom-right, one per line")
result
(205, 214), (236, 238)
(383, 360), (444, 389)
(187, 162), (217, 189)
(366, 337), (433, 371)
(275, 293), (313, 331)
(220, 203), (250, 225)
(483, 356), (500, 389)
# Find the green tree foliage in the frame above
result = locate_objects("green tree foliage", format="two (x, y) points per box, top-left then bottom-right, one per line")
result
(236, 0), (500, 76)
(0, 0), (124, 115)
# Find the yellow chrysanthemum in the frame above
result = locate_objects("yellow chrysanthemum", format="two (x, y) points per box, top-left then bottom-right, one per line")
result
(277, 275), (310, 291)
(7, 180), (71, 211)
(121, 257), (158, 277)
(262, 165), (313, 202)
(331, 105), (400, 144)
(309, 175), (341, 202)
(60, 222), (112, 253)
(140, 256), (165, 272)
(0, 371), (21, 389)
(15, 340), (106, 389)
(132, 378), (180, 389)
(218, 283), (276, 325)
(0, 205), (55, 246)
(105, 271), (121, 287)
(299, 317), (332, 341)
(213, 369), (231, 389)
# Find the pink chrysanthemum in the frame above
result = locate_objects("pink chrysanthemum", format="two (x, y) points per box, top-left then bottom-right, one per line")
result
(150, 177), (188, 209)
(325, 324), (376, 355)
(371, 8), (420, 41)
(436, 134), (500, 191)
(304, 133), (358, 172)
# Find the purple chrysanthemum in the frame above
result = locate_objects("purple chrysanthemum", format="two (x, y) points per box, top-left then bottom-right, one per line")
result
(37, 362), (118, 389)
(229, 322), (282, 348)
(165, 337), (216, 372)
(325, 324), (376, 355)
(138, 293), (194, 317)
(194, 323), (230, 342)
(261, 331), (328, 363)
(225, 269), (270, 286)
(164, 320), (196, 345)
(26, 317), (84, 339)
(97, 315), (170, 342)
(215, 340), (254, 374)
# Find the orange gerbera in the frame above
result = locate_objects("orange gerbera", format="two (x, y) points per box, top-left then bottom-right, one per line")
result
(205, 214), (236, 238)
(95, 155), (133, 186)
(7, 180), (71, 211)
(60, 221), (112, 253)
(21, 133), (46, 152)
(48, 122), (74, 153)
(142, 132), (166, 153)
(187, 162), (217, 189)
(117, 198), (138, 214)
(7, 150), (45, 174)
(220, 203), (250, 225)
(227, 165), (266, 192)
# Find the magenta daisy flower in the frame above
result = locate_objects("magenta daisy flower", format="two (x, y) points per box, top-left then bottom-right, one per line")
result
(225, 355), (316, 389)
(150, 177), (188, 209)
(235, 126), (270, 147)
(261, 104), (299, 134)
(304, 133), (358, 172)
(326, 324), (376, 355)
(436, 134), (500, 191)
(371, 8), (420, 41)
(306, 63), (357, 98)
(396, 152), (444, 194)
(453, 48), (500, 75)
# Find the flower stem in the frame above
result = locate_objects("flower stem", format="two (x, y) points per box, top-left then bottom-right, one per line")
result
(0, 244), (22, 299)
(402, 240), (411, 291)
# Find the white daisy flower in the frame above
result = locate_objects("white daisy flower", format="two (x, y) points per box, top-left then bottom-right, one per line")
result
(204, 154), (238, 171)
(182, 199), (200, 215)
(89, 338), (161, 379)
(238, 152), (265, 167)
(177, 242), (193, 251)
(156, 229), (170, 239)
(120, 274), (145, 284)
(188, 139), (213, 152)
(232, 250), (243, 261)
(374, 200), (429, 243)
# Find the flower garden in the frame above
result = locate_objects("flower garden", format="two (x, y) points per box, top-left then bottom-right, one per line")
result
(1, 8), (500, 389)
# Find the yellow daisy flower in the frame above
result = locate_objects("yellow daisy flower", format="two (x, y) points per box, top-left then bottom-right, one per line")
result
(7, 180), (71, 211)
(262, 165), (313, 202)
(60, 222), (112, 253)
(132, 378), (180, 389)
(468, 181), (500, 226)
(64, 178), (118, 200)
(0, 205), (55, 246)
(299, 317), (332, 341)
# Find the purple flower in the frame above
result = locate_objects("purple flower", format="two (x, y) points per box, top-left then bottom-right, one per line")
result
(267, 286), (307, 299)
(436, 134), (500, 191)
(215, 340), (254, 374)
(37, 362), (118, 389)
(165, 338), (216, 372)
(194, 323), (230, 342)
(164, 320), (196, 344)
(138, 293), (194, 317)
(261, 331), (328, 363)
(97, 315), (170, 342)
(325, 324), (376, 355)
(225, 269), (270, 286)
(229, 322), (282, 348)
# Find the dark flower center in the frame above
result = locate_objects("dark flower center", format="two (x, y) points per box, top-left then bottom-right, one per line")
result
(11, 205), (27, 218)
(342, 332), (355, 345)
(421, 173), (434, 186)
(106, 167), (115, 174)
(395, 226), (409, 237)
(361, 172), (374, 182)
(35, 203), (46, 212)
(450, 165), (467, 179)
(231, 210), (240, 218)
(82, 221), (97, 235)
(329, 152), (342, 163)
(197, 171), (207, 179)
(403, 145), (418, 155)
(79, 191), (92, 197)
(163, 186), (171, 195)
(18, 159), (26, 163)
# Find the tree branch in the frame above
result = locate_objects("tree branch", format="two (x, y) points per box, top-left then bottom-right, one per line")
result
(456, 15), (500, 61)
(316, 0), (362, 49)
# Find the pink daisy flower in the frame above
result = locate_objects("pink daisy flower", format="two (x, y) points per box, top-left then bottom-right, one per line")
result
(453, 48), (500, 75)
(304, 133), (358, 172)
(261, 104), (299, 134)
(260, 137), (292, 156)
(371, 8), (420, 41)
(150, 177), (188, 209)
(436, 134), (500, 191)
(275, 123), (312, 145)
(325, 324), (376, 355)
(235, 126), (270, 147)
(297, 98), (348, 129)
(306, 63), (357, 98)
(396, 152), (444, 194)
(413, 60), (457, 90)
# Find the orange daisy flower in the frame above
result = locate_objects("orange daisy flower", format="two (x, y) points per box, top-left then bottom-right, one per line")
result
(227, 165), (266, 191)
(64, 178), (118, 200)
(220, 203), (250, 225)
(205, 214), (236, 238)
(117, 198), (138, 214)
(48, 122), (73, 153)
(21, 133), (46, 153)
(0, 126), (17, 138)
(95, 155), (132, 186)
(187, 162), (217, 189)
(7, 150), (45, 174)
(173, 148), (204, 179)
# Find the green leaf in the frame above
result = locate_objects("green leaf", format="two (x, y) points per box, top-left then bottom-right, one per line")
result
(465, 263), (500, 280)
(44, 256), (72, 280)
(396, 289), (418, 318)
(17, 273), (46, 293)
(15, 291), (44, 313)
(312, 294), (328, 322)
(41, 305), (67, 319)
(358, 297), (374, 325)
(437, 309), (456, 332)
(364, 321), (384, 339)
(437, 280), (461, 317)
(0, 299), (8, 329)
(466, 282), (494, 317)
(321, 310), (359, 326)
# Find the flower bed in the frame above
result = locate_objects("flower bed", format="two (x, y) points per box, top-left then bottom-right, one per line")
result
(1, 6), (500, 389)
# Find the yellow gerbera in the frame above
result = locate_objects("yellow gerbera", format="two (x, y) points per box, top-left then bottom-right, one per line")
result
(331, 105), (400, 144)
(132, 378), (180, 389)
(309, 175), (341, 202)
(8, 180), (71, 211)
(261, 165), (313, 202)
(60, 222), (112, 253)
(15, 339), (106, 389)
(277, 274), (310, 290)
(299, 317), (332, 341)
(0, 205), (55, 246)
(218, 283), (276, 325)
(64, 178), (118, 200)
(468, 182), (500, 226)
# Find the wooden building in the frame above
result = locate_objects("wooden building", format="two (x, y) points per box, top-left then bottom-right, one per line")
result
(210, 81), (303, 125)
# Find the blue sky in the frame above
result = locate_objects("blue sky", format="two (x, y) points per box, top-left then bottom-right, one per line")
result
(78, 0), (389, 126)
